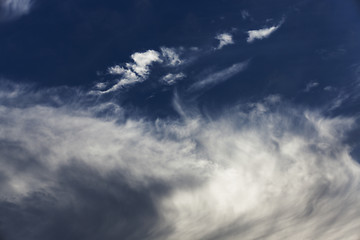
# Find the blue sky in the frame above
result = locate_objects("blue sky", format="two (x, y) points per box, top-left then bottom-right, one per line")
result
(1, 0), (360, 239)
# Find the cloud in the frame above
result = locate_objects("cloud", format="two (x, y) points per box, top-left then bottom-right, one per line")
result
(127, 50), (162, 77)
(161, 73), (186, 85)
(304, 81), (319, 92)
(0, 81), (360, 239)
(189, 61), (249, 91)
(241, 10), (250, 20)
(247, 20), (283, 43)
(0, 0), (33, 21)
(96, 50), (162, 93)
(160, 47), (182, 66)
(0, 82), (360, 239)
(95, 47), (186, 94)
(215, 33), (234, 49)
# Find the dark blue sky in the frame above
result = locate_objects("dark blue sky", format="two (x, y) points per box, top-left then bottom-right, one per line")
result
(1, 0), (360, 114)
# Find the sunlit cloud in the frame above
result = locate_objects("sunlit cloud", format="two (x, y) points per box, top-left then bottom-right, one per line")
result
(0, 81), (359, 239)
(215, 33), (234, 49)
(247, 20), (284, 43)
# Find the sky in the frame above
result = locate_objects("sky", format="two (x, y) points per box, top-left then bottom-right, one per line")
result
(1, 0), (360, 239)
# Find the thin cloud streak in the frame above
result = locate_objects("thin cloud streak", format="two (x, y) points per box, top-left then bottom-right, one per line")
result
(188, 61), (249, 92)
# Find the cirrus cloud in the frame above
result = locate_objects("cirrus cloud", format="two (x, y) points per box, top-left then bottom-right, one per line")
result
(0, 81), (359, 239)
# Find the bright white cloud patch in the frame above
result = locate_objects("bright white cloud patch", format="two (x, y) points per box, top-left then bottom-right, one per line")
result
(127, 50), (162, 77)
(215, 33), (234, 49)
(96, 47), (186, 93)
(247, 21), (283, 43)
(0, 84), (360, 239)
(0, 0), (32, 21)
(99, 50), (162, 92)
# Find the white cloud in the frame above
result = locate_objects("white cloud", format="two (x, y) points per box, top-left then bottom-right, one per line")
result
(127, 50), (162, 78)
(215, 33), (234, 49)
(0, 84), (360, 239)
(96, 47), (187, 93)
(161, 73), (186, 85)
(189, 61), (249, 91)
(247, 21), (283, 43)
(99, 50), (162, 92)
(0, 0), (32, 21)
(161, 47), (182, 66)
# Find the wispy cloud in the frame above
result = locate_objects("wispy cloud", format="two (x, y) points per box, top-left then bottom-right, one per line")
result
(247, 20), (284, 43)
(215, 33), (234, 49)
(161, 73), (186, 85)
(96, 50), (162, 93)
(0, 0), (33, 21)
(304, 81), (319, 92)
(95, 47), (185, 94)
(0, 82), (359, 239)
(189, 61), (249, 91)
(241, 10), (250, 20)
(160, 47), (183, 66)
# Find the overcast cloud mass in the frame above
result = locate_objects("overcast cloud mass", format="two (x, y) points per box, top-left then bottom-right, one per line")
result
(1, 0), (360, 239)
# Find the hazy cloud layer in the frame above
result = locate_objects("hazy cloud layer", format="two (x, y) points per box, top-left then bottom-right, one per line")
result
(0, 81), (360, 239)
(0, 0), (32, 21)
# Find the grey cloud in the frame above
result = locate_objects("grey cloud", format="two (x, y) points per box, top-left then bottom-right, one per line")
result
(160, 47), (183, 66)
(0, 81), (360, 239)
(161, 73), (186, 85)
(304, 81), (319, 92)
(241, 10), (250, 20)
(0, 0), (32, 21)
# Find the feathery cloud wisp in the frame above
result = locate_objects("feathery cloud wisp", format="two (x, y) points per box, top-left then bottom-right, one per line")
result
(99, 50), (162, 92)
(161, 73), (186, 85)
(247, 21), (283, 43)
(189, 61), (249, 91)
